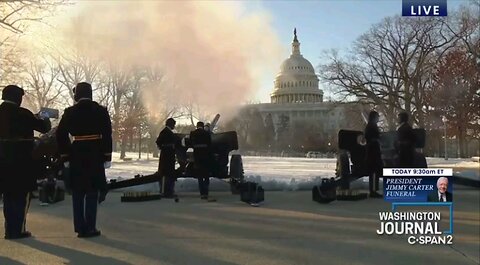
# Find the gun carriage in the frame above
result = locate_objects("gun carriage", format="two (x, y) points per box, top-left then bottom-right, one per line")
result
(107, 131), (246, 194)
(313, 128), (428, 203)
(335, 128), (427, 190)
(30, 112), (249, 203)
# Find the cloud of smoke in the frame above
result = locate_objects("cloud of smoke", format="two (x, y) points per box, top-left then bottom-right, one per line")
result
(47, 1), (283, 122)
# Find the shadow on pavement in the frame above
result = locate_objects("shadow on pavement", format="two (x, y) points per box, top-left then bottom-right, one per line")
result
(18, 239), (131, 265)
(95, 236), (239, 265)
(0, 256), (26, 265)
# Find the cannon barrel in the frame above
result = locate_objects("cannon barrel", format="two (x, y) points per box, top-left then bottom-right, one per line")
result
(107, 173), (161, 190)
(176, 131), (238, 153)
(107, 131), (241, 190)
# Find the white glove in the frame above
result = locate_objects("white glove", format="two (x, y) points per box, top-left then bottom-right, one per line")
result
(104, 161), (112, 169)
(63, 162), (70, 168)
(38, 110), (49, 119)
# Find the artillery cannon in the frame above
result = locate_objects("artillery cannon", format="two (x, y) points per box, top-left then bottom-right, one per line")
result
(107, 131), (246, 194)
(32, 128), (245, 190)
(335, 128), (427, 189)
(332, 127), (479, 192)
(108, 113), (246, 194)
(31, 109), (66, 204)
(30, 112), (257, 204)
(313, 128), (428, 203)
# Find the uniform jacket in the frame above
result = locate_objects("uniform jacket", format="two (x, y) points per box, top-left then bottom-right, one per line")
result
(396, 122), (416, 167)
(0, 102), (51, 193)
(364, 122), (383, 172)
(56, 99), (112, 192)
(189, 128), (212, 177)
(397, 123), (416, 146)
(156, 127), (179, 177)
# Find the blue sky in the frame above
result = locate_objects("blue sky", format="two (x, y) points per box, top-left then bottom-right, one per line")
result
(249, 0), (471, 102)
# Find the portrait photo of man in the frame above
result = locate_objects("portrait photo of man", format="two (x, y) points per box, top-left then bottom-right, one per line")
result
(427, 177), (452, 202)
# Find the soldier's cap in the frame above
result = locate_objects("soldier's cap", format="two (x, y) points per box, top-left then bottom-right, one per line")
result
(73, 82), (93, 101)
(2, 85), (25, 104)
(196, 121), (204, 128)
(166, 118), (176, 127)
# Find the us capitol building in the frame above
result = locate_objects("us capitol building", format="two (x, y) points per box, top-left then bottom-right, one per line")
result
(247, 29), (358, 136)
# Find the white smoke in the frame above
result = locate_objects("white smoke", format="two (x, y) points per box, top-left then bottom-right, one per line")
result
(31, 1), (283, 120)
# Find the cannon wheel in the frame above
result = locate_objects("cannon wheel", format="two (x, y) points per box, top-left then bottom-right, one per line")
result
(229, 154), (244, 194)
(336, 151), (351, 189)
(39, 183), (63, 204)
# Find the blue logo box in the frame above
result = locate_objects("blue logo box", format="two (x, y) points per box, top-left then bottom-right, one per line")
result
(402, 0), (447, 16)
(384, 176), (453, 202)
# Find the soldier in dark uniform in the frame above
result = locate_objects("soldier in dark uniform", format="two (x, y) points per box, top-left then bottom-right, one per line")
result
(0, 85), (51, 239)
(364, 111), (383, 198)
(396, 112), (416, 168)
(204, 123), (211, 134)
(56, 82), (112, 238)
(156, 118), (179, 197)
(190, 122), (213, 200)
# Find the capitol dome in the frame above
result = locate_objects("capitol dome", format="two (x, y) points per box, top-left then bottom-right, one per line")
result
(271, 28), (323, 104)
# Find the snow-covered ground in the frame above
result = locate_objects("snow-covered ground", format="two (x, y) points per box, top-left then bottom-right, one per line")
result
(106, 152), (479, 192)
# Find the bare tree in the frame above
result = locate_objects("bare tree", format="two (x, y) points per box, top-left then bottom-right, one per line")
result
(225, 107), (267, 150)
(55, 50), (101, 104)
(182, 100), (213, 127)
(1, 0), (67, 91)
(142, 66), (181, 157)
(443, 1), (480, 63)
(430, 48), (480, 157)
(0, 35), (23, 86)
(119, 67), (149, 158)
(22, 58), (64, 111)
(224, 107), (254, 150)
(0, 0), (67, 34)
(96, 63), (131, 154)
(320, 16), (457, 129)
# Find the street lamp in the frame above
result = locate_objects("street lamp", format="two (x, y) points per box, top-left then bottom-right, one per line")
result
(442, 116), (448, 160)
